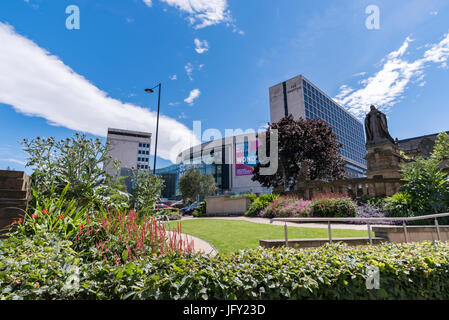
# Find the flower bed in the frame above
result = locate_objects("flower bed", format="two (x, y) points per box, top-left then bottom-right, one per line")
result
(261, 196), (312, 218)
(261, 194), (357, 219)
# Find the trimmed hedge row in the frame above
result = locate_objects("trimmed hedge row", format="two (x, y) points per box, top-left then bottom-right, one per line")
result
(2, 234), (449, 299)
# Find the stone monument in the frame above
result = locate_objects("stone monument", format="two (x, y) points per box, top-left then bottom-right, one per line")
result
(364, 105), (404, 179)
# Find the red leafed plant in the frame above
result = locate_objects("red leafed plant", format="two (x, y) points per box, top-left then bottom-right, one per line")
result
(72, 207), (194, 264)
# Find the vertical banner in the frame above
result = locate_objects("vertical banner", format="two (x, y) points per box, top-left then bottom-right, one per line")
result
(235, 140), (259, 176)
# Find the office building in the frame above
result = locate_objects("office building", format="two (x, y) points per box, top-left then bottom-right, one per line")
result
(105, 128), (152, 191)
(269, 75), (367, 178)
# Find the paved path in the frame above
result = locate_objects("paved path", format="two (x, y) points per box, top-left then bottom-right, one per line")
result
(168, 230), (218, 257)
(181, 215), (376, 231)
(187, 233), (218, 257)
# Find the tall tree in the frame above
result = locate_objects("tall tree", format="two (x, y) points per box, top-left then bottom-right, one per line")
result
(252, 115), (345, 191)
(179, 167), (218, 202)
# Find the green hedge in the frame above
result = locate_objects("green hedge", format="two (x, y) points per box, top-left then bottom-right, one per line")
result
(311, 196), (357, 218)
(2, 234), (449, 300)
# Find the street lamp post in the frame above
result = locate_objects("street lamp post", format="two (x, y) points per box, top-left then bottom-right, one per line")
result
(144, 83), (161, 175)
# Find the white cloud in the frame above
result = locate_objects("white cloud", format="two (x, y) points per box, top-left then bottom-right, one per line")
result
(194, 38), (209, 54)
(185, 62), (194, 80)
(430, 11), (438, 16)
(184, 89), (200, 105)
(155, 0), (232, 29)
(0, 23), (199, 163)
(387, 36), (413, 59)
(352, 72), (367, 77)
(334, 33), (449, 119)
(169, 74), (177, 80)
(168, 101), (180, 106)
(0, 158), (26, 166)
(143, 0), (152, 7)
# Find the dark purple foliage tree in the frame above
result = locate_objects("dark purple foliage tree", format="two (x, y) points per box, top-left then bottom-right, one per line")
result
(252, 115), (345, 191)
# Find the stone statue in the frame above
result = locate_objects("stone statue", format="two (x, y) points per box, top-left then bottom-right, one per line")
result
(364, 105), (395, 145)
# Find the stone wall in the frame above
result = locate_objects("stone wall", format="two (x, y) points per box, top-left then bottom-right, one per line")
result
(294, 177), (404, 200)
(0, 170), (31, 234)
(206, 195), (250, 216)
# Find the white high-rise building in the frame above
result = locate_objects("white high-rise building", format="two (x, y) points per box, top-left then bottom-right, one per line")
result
(105, 128), (152, 177)
(269, 75), (367, 178)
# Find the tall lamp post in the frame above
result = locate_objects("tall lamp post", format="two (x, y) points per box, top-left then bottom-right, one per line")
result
(144, 83), (161, 175)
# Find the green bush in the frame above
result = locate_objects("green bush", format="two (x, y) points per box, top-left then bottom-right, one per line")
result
(245, 194), (279, 217)
(156, 208), (181, 221)
(3, 238), (449, 300)
(311, 195), (357, 218)
(383, 192), (413, 218)
(400, 157), (449, 216)
(192, 201), (206, 217)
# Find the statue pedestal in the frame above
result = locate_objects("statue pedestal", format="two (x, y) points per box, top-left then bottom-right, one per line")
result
(365, 141), (405, 179)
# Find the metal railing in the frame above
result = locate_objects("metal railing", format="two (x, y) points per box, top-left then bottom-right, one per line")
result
(271, 212), (449, 246)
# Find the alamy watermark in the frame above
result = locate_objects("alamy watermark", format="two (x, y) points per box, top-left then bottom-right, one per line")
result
(174, 121), (278, 176)
(66, 5), (80, 30)
(365, 265), (380, 289)
(365, 5), (380, 30)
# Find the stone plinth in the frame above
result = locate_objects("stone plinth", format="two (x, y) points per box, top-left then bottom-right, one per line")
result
(365, 141), (405, 179)
(373, 225), (449, 243)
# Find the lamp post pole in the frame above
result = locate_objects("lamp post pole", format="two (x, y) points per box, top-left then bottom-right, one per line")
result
(145, 83), (161, 175)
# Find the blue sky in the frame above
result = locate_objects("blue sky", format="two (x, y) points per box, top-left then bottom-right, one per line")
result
(1, 0), (449, 173)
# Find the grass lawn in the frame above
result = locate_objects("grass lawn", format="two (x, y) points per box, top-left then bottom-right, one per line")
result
(166, 219), (371, 254)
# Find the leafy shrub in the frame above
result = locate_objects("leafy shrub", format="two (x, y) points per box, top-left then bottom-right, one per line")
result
(192, 201), (206, 217)
(13, 184), (91, 239)
(155, 208), (181, 221)
(262, 196), (312, 218)
(3, 239), (449, 300)
(245, 194), (279, 217)
(0, 233), (85, 300)
(311, 195), (357, 218)
(131, 171), (165, 213)
(400, 157), (449, 216)
(22, 133), (125, 208)
(383, 192), (413, 218)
